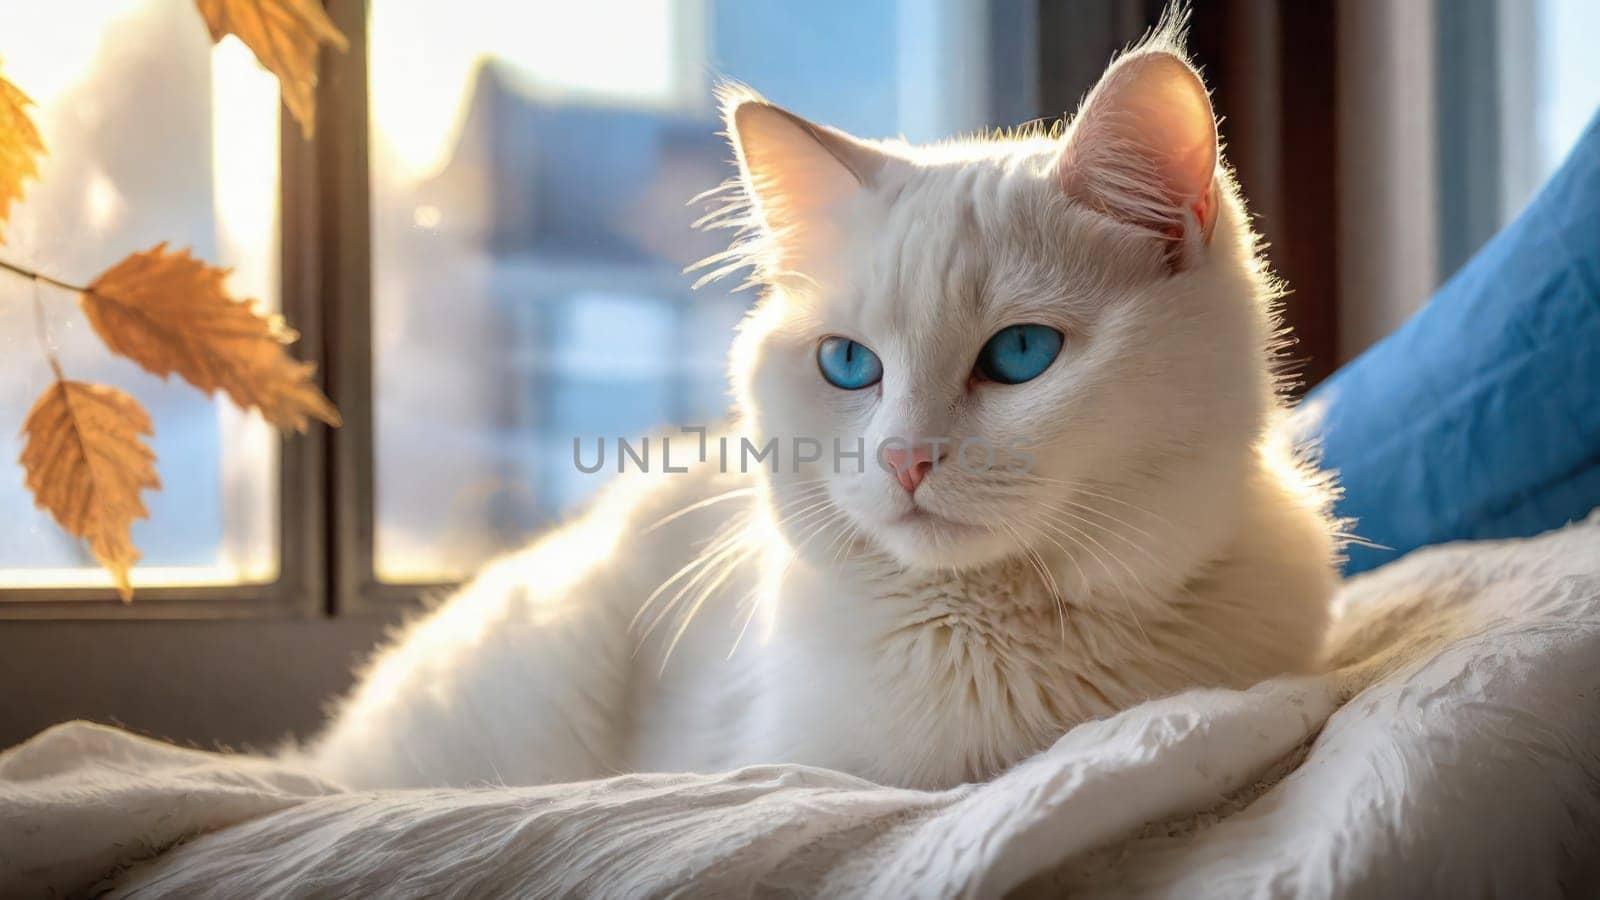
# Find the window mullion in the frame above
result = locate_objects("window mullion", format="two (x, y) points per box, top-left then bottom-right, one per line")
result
(315, 0), (380, 615)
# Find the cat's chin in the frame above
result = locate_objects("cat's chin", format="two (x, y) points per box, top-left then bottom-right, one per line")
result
(868, 509), (1014, 571)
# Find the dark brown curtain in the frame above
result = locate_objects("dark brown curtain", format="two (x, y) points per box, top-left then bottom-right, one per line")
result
(1038, 0), (1341, 390)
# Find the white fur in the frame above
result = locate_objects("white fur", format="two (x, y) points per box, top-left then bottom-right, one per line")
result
(9, 517), (1599, 898)
(312, 22), (1340, 791)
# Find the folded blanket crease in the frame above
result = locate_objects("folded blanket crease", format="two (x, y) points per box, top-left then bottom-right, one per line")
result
(3, 514), (1597, 899)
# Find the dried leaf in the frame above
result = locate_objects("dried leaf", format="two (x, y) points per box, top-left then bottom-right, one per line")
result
(0, 58), (46, 243)
(195, 0), (349, 138)
(20, 381), (160, 601)
(81, 243), (341, 431)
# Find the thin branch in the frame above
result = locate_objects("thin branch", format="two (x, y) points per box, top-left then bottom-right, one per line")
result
(0, 256), (90, 294)
(30, 276), (64, 380)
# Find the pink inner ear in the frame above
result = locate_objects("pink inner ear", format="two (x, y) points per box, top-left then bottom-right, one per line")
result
(725, 99), (884, 238)
(733, 103), (859, 225)
(1129, 56), (1217, 203)
(1059, 50), (1219, 237)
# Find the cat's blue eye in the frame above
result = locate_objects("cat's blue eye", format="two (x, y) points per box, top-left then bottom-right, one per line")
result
(817, 337), (884, 390)
(975, 324), (1064, 385)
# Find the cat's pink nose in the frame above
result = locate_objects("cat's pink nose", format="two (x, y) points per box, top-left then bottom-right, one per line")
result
(884, 446), (940, 494)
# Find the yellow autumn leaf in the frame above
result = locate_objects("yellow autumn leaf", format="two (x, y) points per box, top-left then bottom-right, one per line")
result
(0, 57), (47, 243)
(20, 380), (160, 601)
(80, 243), (341, 432)
(195, 0), (349, 138)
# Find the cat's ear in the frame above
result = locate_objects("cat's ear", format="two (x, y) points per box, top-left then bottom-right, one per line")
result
(720, 85), (886, 249)
(1057, 47), (1219, 247)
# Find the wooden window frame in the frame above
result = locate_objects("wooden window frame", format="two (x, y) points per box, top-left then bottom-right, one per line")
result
(3, 0), (1338, 621)
(309, 0), (455, 615)
(0, 0), (396, 620)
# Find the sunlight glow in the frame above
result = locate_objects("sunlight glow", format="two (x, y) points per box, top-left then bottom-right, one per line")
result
(352, 483), (635, 719)
(369, 0), (688, 181)
(0, 565), (272, 592)
(210, 35), (283, 584)
(211, 37), (280, 299)
(751, 503), (789, 648)
(83, 169), (125, 231)
(1539, 0), (1600, 173)
(0, 0), (281, 586)
(0, 1), (143, 105)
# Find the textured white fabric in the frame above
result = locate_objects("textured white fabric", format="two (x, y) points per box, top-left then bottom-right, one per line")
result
(3, 515), (1597, 899)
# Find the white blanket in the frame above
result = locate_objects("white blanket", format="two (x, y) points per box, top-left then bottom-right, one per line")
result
(4, 515), (1599, 898)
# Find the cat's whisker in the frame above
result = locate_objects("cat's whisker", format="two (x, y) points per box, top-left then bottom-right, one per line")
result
(1032, 477), (1171, 524)
(760, 490), (836, 538)
(790, 509), (849, 560)
(1051, 494), (1166, 547)
(1000, 474), (1181, 573)
(765, 478), (832, 502)
(998, 519), (1067, 643)
(768, 479), (835, 509)
(1027, 513), (1154, 646)
(1001, 473), (1149, 507)
(1027, 544), (1069, 645)
(726, 585), (764, 661)
(1052, 506), (1169, 574)
(700, 506), (851, 666)
(820, 509), (863, 565)
(634, 520), (743, 615)
(1036, 507), (1144, 593)
(641, 487), (759, 535)
(1012, 508), (1090, 601)
(649, 513), (764, 634)
(694, 504), (847, 668)
(829, 520), (862, 566)
(658, 518), (753, 600)
(774, 480), (838, 509)
(659, 539), (758, 675)
(820, 522), (849, 564)
(770, 497), (842, 544)
(632, 516), (751, 638)
(1008, 513), (1081, 643)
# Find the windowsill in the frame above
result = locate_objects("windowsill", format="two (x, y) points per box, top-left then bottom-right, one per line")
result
(0, 614), (402, 751)
(0, 573), (452, 621)
(0, 565), (277, 593)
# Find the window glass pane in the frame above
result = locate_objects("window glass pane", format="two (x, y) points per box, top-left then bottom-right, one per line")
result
(0, 1), (280, 592)
(371, 0), (997, 581)
(1498, 0), (1600, 220)
(1531, 0), (1600, 179)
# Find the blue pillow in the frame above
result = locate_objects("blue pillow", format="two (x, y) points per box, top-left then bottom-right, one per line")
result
(1305, 111), (1600, 575)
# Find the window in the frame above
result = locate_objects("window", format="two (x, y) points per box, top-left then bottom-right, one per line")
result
(1500, 0), (1600, 216)
(0, 0), (1019, 614)
(0, 1), (283, 604)
(367, 0), (1010, 584)
(1337, 0), (1600, 362)
(29, 1), (1592, 613)
(1436, 0), (1600, 279)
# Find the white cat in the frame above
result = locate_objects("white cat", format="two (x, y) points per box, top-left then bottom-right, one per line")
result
(313, 22), (1340, 791)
